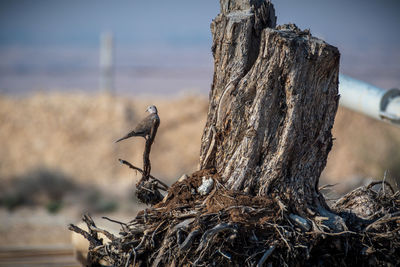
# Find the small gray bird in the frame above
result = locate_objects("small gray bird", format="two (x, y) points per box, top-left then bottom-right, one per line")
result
(116, 105), (160, 143)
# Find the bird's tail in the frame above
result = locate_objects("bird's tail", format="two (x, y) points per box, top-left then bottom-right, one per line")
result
(115, 136), (127, 143)
(115, 131), (136, 143)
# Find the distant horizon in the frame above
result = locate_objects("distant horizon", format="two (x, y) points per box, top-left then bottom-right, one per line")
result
(1, 0), (399, 95)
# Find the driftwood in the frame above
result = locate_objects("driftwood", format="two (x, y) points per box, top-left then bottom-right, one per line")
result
(69, 0), (400, 266)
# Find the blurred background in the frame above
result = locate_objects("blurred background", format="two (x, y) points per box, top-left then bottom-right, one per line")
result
(0, 0), (399, 261)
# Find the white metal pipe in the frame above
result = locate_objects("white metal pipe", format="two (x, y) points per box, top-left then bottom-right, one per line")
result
(338, 74), (400, 127)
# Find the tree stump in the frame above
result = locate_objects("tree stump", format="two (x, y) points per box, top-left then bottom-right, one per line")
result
(200, 0), (340, 224)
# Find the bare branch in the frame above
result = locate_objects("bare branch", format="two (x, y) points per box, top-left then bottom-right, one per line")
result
(119, 159), (168, 191)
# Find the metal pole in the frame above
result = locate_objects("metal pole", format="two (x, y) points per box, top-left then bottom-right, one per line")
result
(339, 74), (400, 127)
(100, 32), (114, 94)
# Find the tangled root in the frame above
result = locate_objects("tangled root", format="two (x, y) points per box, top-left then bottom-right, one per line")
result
(69, 171), (400, 266)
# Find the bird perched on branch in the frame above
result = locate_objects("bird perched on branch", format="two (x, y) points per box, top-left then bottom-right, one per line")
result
(116, 105), (160, 143)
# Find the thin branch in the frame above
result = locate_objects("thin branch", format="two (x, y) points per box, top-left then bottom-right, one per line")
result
(102, 216), (128, 227)
(143, 119), (159, 179)
(256, 245), (276, 267)
(196, 223), (236, 253)
(119, 159), (169, 191)
(367, 181), (395, 194)
(90, 226), (118, 241)
(68, 224), (102, 247)
(179, 229), (201, 251)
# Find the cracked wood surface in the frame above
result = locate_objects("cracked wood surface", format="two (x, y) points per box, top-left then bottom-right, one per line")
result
(199, 0), (340, 211)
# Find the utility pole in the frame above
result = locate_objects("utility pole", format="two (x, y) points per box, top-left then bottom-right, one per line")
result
(99, 32), (114, 94)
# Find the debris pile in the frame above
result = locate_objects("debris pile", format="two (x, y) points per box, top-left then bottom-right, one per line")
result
(69, 171), (400, 266)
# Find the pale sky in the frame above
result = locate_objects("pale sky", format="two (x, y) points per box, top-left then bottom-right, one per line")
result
(0, 0), (399, 94)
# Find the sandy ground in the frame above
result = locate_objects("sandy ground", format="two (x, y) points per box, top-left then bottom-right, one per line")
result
(0, 205), (145, 247)
(0, 93), (208, 186)
(0, 207), (78, 246)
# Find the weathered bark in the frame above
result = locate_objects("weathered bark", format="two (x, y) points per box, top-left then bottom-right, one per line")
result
(200, 0), (340, 216)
